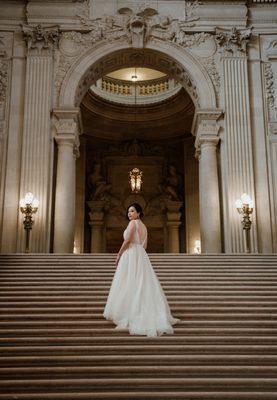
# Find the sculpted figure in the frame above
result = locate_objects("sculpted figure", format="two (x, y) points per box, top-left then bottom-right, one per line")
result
(159, 165), (183, 201)
(88, 163), (112, 200)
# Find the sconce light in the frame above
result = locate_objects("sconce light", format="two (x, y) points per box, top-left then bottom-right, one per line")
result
(235, 193), (254, 253)
(129, 167), (143, 193)
(19, 192), (39, 253)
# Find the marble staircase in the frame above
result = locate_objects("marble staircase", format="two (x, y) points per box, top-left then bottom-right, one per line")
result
(0, 254), (277, 399)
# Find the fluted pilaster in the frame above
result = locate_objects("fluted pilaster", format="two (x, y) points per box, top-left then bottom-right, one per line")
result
(18, 52), (53, 252)
(221, 54), (257, 252)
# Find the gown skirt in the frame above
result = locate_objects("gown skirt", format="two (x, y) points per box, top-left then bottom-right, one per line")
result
(103, 242), (181, 337)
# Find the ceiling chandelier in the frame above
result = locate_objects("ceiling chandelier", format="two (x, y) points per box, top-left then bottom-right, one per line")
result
(129, 167), (143, 193)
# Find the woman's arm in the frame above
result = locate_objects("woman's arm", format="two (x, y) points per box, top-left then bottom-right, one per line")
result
(115, 220), (135, 266)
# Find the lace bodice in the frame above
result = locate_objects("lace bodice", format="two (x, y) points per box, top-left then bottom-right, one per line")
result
(123, 219), (147, 249)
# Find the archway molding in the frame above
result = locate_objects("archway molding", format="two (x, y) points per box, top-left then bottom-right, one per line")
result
(58, 38), (217, 110)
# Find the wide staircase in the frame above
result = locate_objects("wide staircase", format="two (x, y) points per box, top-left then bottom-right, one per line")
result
(0, 254), (277, 399)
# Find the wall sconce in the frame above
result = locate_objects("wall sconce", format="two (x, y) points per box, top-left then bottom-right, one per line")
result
(19, 192), (39, 253)
(129, 167), (143, 193)
(194, 240), (201, 254)
(235, 193), (253, 253)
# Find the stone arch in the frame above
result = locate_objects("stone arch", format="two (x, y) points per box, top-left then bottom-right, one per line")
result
(58, 40), (217, 109)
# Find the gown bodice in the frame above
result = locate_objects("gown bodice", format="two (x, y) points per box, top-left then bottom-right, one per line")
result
(123, 219), (147, 248)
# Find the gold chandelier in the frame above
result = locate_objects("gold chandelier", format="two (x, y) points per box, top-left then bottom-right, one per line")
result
(129, 167), (143, 193)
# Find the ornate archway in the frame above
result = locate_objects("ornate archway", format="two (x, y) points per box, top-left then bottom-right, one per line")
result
(52, 15), (222, 252)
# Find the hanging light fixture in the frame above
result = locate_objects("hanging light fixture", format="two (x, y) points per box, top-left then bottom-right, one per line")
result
(128, 68), (143, 193)
(129, 167), (143, 193)
(131, 67), (138, 82)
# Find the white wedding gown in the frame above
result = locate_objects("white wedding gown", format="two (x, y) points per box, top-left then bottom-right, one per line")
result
(103, 219), (180, 337)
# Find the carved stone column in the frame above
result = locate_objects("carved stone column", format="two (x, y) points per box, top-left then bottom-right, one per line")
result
(0, 34), (12, 251)
(17, 25), (60, 252)
(216, 27), (258, 252)
(53, 108), (80, 253)
(74, 137), (86, 253)
(87, 200), (105, 253)
(165, 199), (183, 253)
(193, 110), (222, 253)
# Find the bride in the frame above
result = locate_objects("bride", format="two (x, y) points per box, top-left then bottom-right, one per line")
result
(103, 203), (180, 337)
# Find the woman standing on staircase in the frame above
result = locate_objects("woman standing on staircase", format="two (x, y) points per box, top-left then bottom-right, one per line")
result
(103, 203), (180, 337)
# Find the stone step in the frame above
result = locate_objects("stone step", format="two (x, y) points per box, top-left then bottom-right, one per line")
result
(1, 327), (277, 337)
(2, 306), (277, 314)
(2, 336), (277, 347)
(0, 391), (276, 400)
(3, 271), (277, 276)
(1, 365), (277, 379)
(2, 354), (277, 367)
(1, 283), (276, 289)
(1, 312), (277, 321)
(2, 295), (277, 302)
(1, 320), (277, 329)
(2, 301), (277, 308)
(1, 289), (276, 295)
(1, 260), (276, 265)
(2, 279), (277, 285)
(0, 325), (277, 338)
(1, 254), (277, 399)
(2, 275), (277, 280)
(0, 377), (277, 393)
(2, 344), (277, 357)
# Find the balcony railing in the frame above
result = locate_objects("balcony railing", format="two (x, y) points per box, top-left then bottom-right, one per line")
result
(91, 75), (181, 104)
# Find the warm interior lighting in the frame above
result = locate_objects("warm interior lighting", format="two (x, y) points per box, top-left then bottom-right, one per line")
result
(129, 168), (143, 193)
(193, 240), (201, 254)
(19, 192), (39, 253)
(131, 74), (138, 82)
(235, 192), (254, 253)
(20, 192), (39, 209)
(235, 193), (254, 212)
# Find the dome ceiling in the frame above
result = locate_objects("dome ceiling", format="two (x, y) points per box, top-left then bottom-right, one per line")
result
(81, 87), (194, 141)
(106, 67), (166, 81)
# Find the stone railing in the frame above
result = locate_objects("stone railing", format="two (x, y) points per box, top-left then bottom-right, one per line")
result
(91, 75), (182, 104)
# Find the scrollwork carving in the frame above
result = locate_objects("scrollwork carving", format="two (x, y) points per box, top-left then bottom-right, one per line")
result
(203, 56), (220, 97)
(0, 60), (8, 103)
(264, 62), (277, 120)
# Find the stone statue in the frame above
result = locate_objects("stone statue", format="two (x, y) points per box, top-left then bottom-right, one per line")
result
(88, 163), (112, 201)
(159, 165), (183, 201)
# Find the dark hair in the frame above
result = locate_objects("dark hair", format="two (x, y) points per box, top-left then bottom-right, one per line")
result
(126, 203), (144, 220)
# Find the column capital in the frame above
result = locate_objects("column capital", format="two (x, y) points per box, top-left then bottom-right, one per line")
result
(192, 108), (223, 154)
(21, 24), (61, 56)
(52, 107), (80, 148)
(215, 27), (252, 57)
